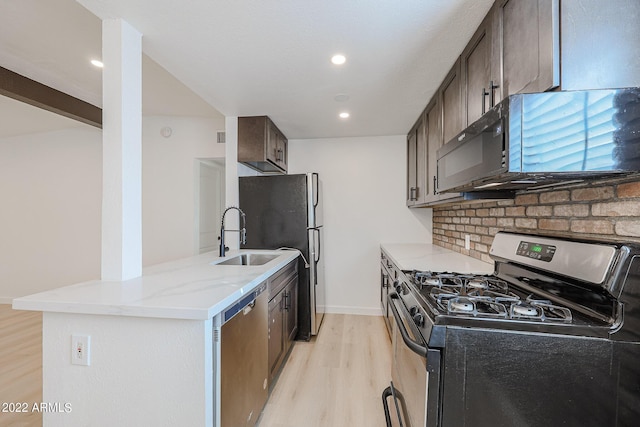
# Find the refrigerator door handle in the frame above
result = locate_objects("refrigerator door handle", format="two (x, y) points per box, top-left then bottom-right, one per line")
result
(312, 173), (319, 208)
(308, 226), (322, 265)
(314, 227), (321, 265)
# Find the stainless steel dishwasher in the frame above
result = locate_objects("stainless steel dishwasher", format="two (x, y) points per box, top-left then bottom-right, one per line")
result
(220, 281), (268, 427)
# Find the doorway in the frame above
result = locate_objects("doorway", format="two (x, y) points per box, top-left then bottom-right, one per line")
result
(197, 159), (225, 254)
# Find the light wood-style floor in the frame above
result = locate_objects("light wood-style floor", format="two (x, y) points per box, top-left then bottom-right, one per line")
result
(0, 304), (43, 427)
(258, 314), (392, 427)
(0, 308), (390, 427)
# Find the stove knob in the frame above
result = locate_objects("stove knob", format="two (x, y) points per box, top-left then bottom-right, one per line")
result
(409, 306), (419, 316)
(413, 313), (425, 327)
(394, 282), (403, 294)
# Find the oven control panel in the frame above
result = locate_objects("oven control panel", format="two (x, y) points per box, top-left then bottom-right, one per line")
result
(516, 241), (556, 262)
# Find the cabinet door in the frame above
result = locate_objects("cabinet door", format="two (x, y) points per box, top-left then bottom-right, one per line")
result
(425, 99), (440, 203)
(283, 275), (298, 344)
(425, 98), (462, 202)
(266, 121), (279, 165)
(268, 296), (284, 382)
(407, 112), (427, 206)
(278, 136), (288, 170)
(415, 114), (427, 205)
(406, 125), (418, 206)
(496, 0), (559, 97)
(462, 13), (495, 125)
(440, 58), (464, 145)
(560, 0), (640, 91)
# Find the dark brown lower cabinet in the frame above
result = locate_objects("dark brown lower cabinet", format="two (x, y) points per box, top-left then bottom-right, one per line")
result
(268, 261), (298, 386)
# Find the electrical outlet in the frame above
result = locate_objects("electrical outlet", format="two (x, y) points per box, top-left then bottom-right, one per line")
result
(465, 234), (471, 250)
(71, 334), (91, 366)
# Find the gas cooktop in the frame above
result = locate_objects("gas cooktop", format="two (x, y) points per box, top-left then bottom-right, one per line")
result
(406, 271), (573, 324)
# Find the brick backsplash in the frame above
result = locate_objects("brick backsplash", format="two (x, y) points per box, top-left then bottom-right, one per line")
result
(432, 177), (640, 263)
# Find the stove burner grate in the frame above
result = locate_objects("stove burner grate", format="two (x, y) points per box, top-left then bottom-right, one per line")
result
(408, 270), (574, 323)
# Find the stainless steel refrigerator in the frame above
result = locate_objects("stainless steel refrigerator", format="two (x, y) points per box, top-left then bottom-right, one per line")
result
(239, 173), (325, 340)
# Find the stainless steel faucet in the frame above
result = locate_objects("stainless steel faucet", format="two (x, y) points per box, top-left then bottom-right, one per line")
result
(219, 206), (247, 257)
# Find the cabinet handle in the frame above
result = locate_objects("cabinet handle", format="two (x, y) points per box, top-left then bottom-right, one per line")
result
(409, 187), (417, 201)
(275, 148), (283, 163)
(481, 87), (489, 115)
(283, 291), (290, 311)
(489, 80), (500, 107)
(433, 176), (437, 195)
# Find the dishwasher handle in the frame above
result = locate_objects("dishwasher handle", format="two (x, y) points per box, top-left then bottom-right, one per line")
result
(242, 300), (256, 315)
(223, 283), (267, 324)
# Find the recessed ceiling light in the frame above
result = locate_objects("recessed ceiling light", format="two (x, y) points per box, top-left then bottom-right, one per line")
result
(331, 54), (346, 65)
(91, 59), (104, 68)
(339, 112), (350, 119)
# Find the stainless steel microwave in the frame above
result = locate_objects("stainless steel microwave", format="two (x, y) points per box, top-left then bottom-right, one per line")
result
(436, 88), (640, 193)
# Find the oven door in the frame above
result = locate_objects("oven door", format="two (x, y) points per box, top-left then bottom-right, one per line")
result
(383, 292), (431, 427)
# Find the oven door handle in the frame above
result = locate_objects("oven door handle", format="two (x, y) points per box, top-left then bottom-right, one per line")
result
(382, 381), (404, 427)
(388, 292), (428, 358)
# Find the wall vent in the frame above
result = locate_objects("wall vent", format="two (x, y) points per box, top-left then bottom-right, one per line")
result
(217, 131), (226, 144)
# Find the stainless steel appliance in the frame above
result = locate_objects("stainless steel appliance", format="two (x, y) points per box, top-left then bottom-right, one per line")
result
(436, 88), (640, 193)
(380, 250), (399, 337)
(221, 282), (268, 427)
(382, 231), (640, 426)
(239, 173), (325, 340)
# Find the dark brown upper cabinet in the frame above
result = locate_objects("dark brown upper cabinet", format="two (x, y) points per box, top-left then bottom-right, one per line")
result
(461, 12), (500, 126)
(404, 0), (640, 208)
(560, 0), (640, 91)
(406, 110), (427, 206)
(494, 0), (560, 98)
(238, 116), (288, 174)
(439, 58), (464, 146)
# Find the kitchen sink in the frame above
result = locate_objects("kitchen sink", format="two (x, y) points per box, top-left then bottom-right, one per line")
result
(212, 253), (279, 266)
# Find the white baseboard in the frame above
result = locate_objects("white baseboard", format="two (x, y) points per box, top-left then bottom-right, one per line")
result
(323, 305), (383, 316)
(0, 297), (15, 305)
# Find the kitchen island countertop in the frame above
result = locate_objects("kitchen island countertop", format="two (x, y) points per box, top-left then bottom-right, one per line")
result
(12, 249), (300, 320)
(381, 243), (494, 274)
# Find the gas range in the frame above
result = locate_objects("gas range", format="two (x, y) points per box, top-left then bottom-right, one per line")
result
(395, 232), (630, 339)
(383, 231), (640, 427)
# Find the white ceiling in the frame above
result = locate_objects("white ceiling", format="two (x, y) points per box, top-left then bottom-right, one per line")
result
(1, 0), (494, 139)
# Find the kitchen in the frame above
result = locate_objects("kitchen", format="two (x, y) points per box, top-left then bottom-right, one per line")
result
(2, 0), (640, 426)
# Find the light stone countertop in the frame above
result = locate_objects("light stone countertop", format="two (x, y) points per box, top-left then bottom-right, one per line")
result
(12, 249), (300, 320)
(381, 243), (494, 274)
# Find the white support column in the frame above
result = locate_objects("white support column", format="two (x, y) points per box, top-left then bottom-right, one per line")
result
(101, 19), (143, 281)
(224, 116), (240, 250)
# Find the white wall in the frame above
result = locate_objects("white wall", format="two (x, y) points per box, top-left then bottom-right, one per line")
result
(288, 135), (432, 315)
(142, 115), (224, 266)
(1, 116), (225, 302)
(0, 127), (102, 303)
(42, 312), (212, 427)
